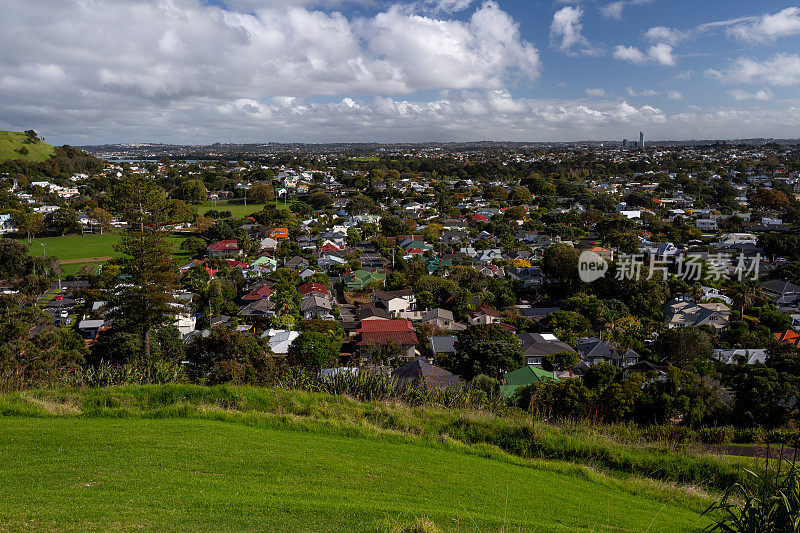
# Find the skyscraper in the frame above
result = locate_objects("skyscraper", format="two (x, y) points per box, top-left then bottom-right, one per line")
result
(639, 131), (644, 147)
(622, 139), (628, 148)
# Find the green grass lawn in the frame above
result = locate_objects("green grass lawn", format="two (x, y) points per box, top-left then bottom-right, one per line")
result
(25, 233), (120, 260)
(0, 130), (55, 162)
(21, 233), (189, 277)
(0, 415), (708, 532)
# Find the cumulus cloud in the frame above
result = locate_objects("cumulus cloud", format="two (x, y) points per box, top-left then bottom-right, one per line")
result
(550, 6), (601, 56)
(707, 54), (800, 86)
(730, 88), (774, 101)
(613, 45), (647, 64)
(585, 87), (607, 97)
(613, 44), (674, 66)
(667, 90), (682, 100)
(600, 0), (653, 21)
(0, 0), (540, 103)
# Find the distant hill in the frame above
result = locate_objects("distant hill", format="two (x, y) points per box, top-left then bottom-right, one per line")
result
(0, 131), (55, 163)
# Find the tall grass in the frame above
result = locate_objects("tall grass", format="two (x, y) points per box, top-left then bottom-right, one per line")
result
(279, 368), (505, 411)
(704, 445), (800, 532)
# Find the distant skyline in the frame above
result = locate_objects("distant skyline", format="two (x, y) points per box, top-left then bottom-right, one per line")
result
(3, 1), (800, 145)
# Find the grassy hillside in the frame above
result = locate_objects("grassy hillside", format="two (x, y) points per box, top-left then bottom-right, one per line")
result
(0, 130), (55, 162)
(0, 417), (709, 531)
(0, 385), (721, 531)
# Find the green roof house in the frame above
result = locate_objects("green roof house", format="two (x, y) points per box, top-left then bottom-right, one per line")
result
(346, 269), (386, 291)
(499, 365), (556, 399)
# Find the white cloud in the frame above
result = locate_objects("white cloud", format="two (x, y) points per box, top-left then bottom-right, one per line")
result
(550, 6), (601, 56)
(725, 7), (800, 43)
(644, 26), (688, 46)
(647, 43), (675, 66)
(614, 43), (674, 66)
(613, 45), (647, 64)
(667, 90), (682, 100)
(626, 87), (659, 97)
(0, 0), (541, 104)
(729, 88), (774, 101)
(600, 2), (625, 20)
(422, 0), (476, 13)
(707, 54), (800, 86)
(585, 87), (606, 97)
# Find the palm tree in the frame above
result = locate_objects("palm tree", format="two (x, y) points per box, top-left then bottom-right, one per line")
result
(730, 282), (764, 317)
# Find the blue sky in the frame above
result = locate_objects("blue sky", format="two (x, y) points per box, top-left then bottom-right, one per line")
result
(3, 0), (800, 143)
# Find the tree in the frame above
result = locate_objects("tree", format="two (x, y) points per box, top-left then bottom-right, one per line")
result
(541, 351), (581, 372)
(346, 227), (361, 247)
(11, 211), (44, 242)
(380, 214), (405, 237)
(484, 185), (508, 201)
(449, 324), (524, 380)
(0, 238), (31, 279)
(309, 191), (333, 210)
(504, 206), (527, 222)
(111, 175), (178, 365)
(730, 282), (764, 316)
(541, 244), (581, 293)
(583, 361), (618, 390)
(182, 179), (208, 204)
(654, 327), (713, 367)
(45, 207), (79, 235)
(287, 331), (341, 371)
(180, 236), (208, 258)
(186, 327), (277, 385)
(248, 183), (274, 204)
(509, 186), (532, 203)
(90, 207), (112, 234)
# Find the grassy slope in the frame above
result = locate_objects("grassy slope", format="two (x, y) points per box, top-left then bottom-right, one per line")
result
(0, 386), (715, 531)
(0, 130), (55, 162)
(0, 417), (707, 532)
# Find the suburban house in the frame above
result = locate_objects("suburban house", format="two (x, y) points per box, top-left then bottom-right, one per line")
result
(775, 330), (800, 347)
(356, 319), (418, 362)
(346, 269), (385, 291)
(664, 299), (731, 330)
(260, 329), (300, 356)
(714, 348), (768, 365)
(500, 365), (555, 399)
(429, 335), (456, 359)
(517, 333), (575, 366)
(207, 240), (241, 258)
(575, 338), (641, 368)
(300, 293), (334, 320)
(392, 357), (460, 390)
(373, 289), (417, 318)
(467, 305), (501, 325)
(421, 308), (464, 331)
(761, 280), (800, 311)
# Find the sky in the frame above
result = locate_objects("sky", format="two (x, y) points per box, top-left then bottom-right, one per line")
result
(3, 0), (800, 145)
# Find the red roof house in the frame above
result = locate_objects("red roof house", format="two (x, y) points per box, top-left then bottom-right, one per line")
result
(298, 282), (330, 297)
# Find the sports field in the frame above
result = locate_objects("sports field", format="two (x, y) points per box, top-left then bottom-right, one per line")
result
(23, 233), (189, 276)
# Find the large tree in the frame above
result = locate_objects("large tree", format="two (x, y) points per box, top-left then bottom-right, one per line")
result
(287, 331), (341, 371)
(449, 324), (524, 380)
(654, 327), (713, 368)
(111, 175), (178, 364)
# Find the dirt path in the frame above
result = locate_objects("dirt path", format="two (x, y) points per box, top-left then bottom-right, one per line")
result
(705, 444), (800, 460)
(58, 257), (112, 264)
